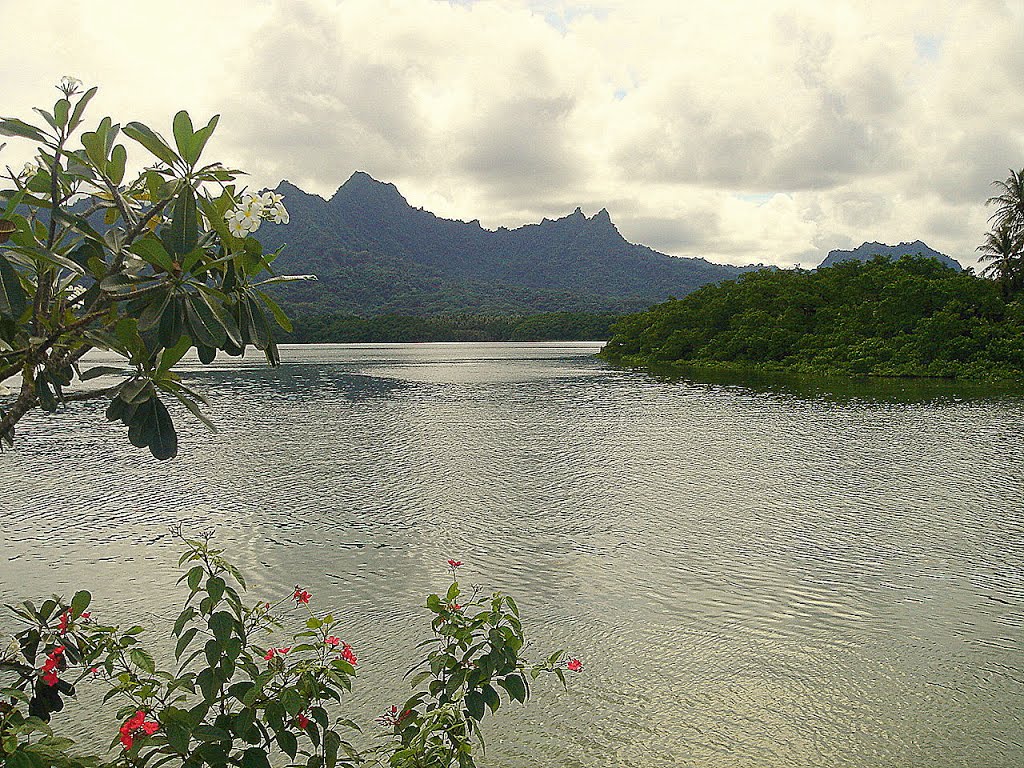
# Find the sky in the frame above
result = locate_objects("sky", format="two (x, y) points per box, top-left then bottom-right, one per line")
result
(2, 0), (1023, 269)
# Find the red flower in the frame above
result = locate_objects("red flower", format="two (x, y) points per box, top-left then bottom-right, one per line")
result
(448, 603), (462, 612)
(39, 646), (66, 686)
(119, 710), (158, 750)
(277, 647), (291, 655)
(341, 643), (358, 665)
(567, 658), (583, 672)
(296, 713), (310, 729)
(90, 666), (101, 676)
(263, 649), (276, 661)
(81, 612), (91, 620)
(447, 559), (463, 569)
(293, 587), (311, 604)
(325, 636), (340, 647)
(58, 609), (72, 634)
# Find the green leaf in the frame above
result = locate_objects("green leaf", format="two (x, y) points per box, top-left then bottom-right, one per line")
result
(499, 674), (526, 704)
(482, 683), (501, 713)
(0, 253), (27, 318)
(276, 729), (298, 759)
(281, 687), (304, 716)
(130, 236), (176, 273)
(0, 118), (49, 142)
(206, 576), (225, 603)
(158, 296), (184, 349)
(80, 365), (124, 381)
(130, 648), (156, 674)
(108, 143), (127, 185)
(157, 333), (191, 376)
(68, 87), (98, 131)
(53, 98), (70, 128)
(255, 289), (292, 332)
(324, 729), (341, 768)
(171, 387), (217, 433)
(465, 690), (485, 721)
(70, 590), (91, 618)
(172, 111), (194, 164)
(187, 114), (220, 166)
(123, 121), (180, 166)
(240, 747), (272, 768)
(185, 293), (226, 348)
(36, 375), (58, 412)
(167, 185), (198, 256)
(192, 724), (230, 743)
(146, 396), (178, 460)
(175, 627), (199, 660)
(209, 611), (234, 644)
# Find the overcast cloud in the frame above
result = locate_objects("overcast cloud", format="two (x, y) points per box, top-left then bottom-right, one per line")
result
(3, 0), (1022, 268)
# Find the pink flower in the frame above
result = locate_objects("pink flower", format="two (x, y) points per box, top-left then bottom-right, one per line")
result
(567, 658), (583, 672)
(293, 587), (311, 604)
(325, 636), (340, 647)
(447, 559), (463, 569)
(341, 643), (358, 665)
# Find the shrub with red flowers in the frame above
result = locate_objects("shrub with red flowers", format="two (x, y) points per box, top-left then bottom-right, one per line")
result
(0, 532), (581, 768)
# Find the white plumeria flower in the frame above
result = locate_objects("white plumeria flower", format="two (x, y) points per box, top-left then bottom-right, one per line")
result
(226, 214), (248, 238)
(271, 202), (289, 224)
(260, 191), (283, 207)
(21, 161), (39, 178)
(236, 204), (261, 229)
(60, 75), (83, 93)
(247, 216), (261, 233)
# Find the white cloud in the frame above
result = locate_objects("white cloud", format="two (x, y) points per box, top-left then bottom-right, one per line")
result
(2, 0), (1021, 270)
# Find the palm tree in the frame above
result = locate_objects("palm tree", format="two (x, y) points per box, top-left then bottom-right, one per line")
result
(977, 221), (1023, 297)
(981, 168), (1024, 297)
(987, 168), (1024, 234)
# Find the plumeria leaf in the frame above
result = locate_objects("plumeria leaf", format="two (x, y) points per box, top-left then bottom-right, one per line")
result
(0, 118), (50, 143)
(172, 111), (194, 164)
(255, 289), (292, 333)
(187, 115), (220, 167)
(167, 185), (198, 256)
(68, 86), (98, 131)
(0, 253), (28, 318)
(130, 236), (176, 273)
(108, 143), (127, 185)
(123, 121), (180, 166)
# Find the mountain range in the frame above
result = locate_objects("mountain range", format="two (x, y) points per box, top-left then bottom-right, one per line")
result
(818, 240), (962, 271)
(256, 172), (756, 316)
(254, 172), (961, 317)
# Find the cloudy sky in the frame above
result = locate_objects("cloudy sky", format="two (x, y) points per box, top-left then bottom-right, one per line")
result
(3, 0), (1023, 268)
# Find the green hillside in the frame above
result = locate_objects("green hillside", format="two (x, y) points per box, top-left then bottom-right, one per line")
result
(600, 256), (1024, 380)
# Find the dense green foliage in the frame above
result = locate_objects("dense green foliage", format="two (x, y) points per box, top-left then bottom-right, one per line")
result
(600, 256), (1024, 380)
(255, 174), (751, 316)
(0, 80), (304, 459)
(1, 534), (578, 768)
(284, 312), (619, 343)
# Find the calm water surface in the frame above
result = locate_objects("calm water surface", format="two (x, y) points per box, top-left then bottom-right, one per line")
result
(2, 342), (1022, 767)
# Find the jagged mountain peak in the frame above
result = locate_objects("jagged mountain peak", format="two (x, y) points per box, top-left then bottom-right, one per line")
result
(329, 171), (410, 210)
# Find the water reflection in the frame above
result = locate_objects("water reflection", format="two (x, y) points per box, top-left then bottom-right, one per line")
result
(637, 361), (1024, 405)
(1, 343), (1023, 767)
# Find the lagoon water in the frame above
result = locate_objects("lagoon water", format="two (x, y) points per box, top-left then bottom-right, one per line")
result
(2, 342), (1023, 767)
